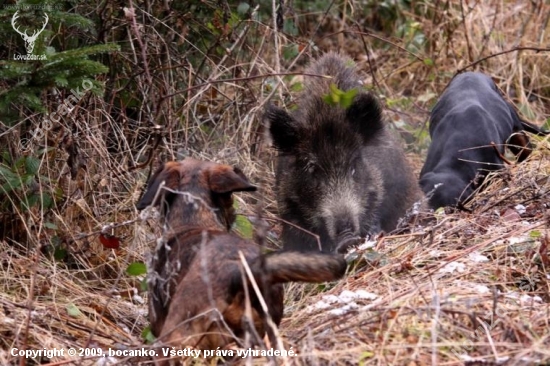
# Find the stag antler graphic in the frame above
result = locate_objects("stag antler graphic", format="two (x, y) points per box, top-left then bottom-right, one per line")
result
(11, 11), (49, 54)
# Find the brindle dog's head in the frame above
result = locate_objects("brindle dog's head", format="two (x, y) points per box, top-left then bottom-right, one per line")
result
(137, 158), (257, 230)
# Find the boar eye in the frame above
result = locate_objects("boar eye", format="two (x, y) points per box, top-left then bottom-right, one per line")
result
(350, 157), (361, 177)
(302, 159), (317, 175)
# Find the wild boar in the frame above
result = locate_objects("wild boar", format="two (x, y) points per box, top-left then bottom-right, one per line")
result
(265, 52), (421, 253)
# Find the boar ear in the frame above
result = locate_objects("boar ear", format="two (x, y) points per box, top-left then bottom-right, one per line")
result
(208, 166), (257, 194)
(265, 104), (299, 153)
(346, 92), (385, 142)
(136, 162), (181, 210)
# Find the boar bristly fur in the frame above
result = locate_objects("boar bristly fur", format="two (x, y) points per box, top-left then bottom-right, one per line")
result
(266, 53), (421, 253)
(137, 158), (346, 364)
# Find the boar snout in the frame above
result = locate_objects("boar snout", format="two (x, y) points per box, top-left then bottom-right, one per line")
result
(323, 201), (361, 242)
(332, 215), (361, 253)
(336, 236), (362, 253)
(334, 216), (356, 240)
(320, 186), (363, 251)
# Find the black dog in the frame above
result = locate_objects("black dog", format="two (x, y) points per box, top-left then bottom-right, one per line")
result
(419, 72), (544, 209)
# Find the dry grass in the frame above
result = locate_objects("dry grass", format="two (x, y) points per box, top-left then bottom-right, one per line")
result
(1, 0), (549, 365)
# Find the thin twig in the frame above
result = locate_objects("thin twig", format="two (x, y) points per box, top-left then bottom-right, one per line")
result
(457, 47), (550, 73)
(162, 71), (331, 101)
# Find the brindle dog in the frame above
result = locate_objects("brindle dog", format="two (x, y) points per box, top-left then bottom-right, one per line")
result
(137, 158), (346, 364)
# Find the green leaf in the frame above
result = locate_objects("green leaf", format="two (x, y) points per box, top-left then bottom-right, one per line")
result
(339, 88), (358, 109)
(66, 303), (82, 317)
(25, 156), (41, 175)
(54, 247), (67, 261)
(44, 222), (58, 230)
(234, 215), (254, 239)
(322, 84), (357, 109)
(142, 326), (156, 344)
(41, 193), (53, 209)
(423, 58), (434, 66)
(51, 236), (67, 261)
(126, 262), (147, 276)
(24, 174), (35, 186)
(283, 19), (298, 36)
(323, 83), (341, 106)
(228, 10), (241, 27)
(237, 2), (250, 14)
(282, 44), (299, 60)
(323, 93), (338, 106)
(290, 82), (303, 92)
(359, 351), (375, 366)
(0, 166), (22, 193)
(360, 351), (374, 359)
(140, 278), (148, 292)
(1, 152), (12, 165)
(529, 230), (542, 238)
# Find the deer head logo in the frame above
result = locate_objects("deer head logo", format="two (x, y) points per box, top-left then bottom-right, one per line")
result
(11, 11), (49, 54)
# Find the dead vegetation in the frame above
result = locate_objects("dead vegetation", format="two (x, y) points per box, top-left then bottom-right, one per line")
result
(0, 0), (549, 365)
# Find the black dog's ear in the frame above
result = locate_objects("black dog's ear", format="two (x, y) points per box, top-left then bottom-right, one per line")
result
(208, 165), (257, 194)
(136, 162), (181, 210)
(265, 104), (300, 154)
(508, 131), (532, 162)
(505, 103), (533, 162)
(346, 92), (385, 143)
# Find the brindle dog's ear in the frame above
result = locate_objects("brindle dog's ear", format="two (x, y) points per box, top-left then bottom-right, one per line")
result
(136, 162), (182, 210)
(208, 165), (257, 194)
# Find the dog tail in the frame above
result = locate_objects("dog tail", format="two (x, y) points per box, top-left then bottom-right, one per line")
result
(254, 251), (347, 284)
